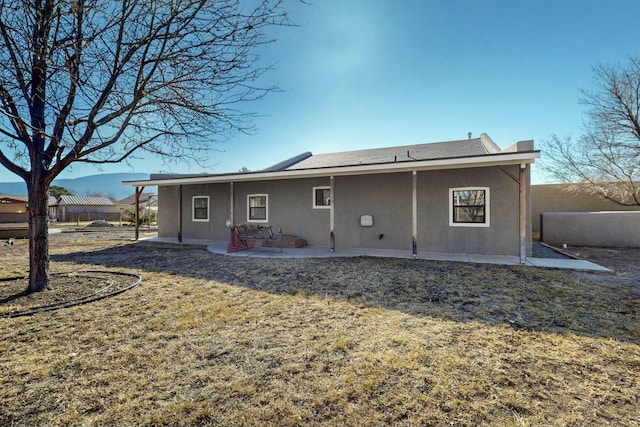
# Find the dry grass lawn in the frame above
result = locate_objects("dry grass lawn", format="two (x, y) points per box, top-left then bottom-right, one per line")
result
(1, 231), (639, 426)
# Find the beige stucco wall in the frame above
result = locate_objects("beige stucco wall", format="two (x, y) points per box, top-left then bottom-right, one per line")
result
(0, 202), (27, 214)
(532, 184), (640, 232)
(0, 201), (28, 223)
(541, 211), (640, 247)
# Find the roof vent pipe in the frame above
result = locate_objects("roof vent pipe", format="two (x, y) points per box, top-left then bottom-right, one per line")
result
(468, 132), (472, 139)
(407, 150), (416, 160)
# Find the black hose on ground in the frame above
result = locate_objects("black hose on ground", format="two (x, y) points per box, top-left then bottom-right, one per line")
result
(1, 270), (141, 319)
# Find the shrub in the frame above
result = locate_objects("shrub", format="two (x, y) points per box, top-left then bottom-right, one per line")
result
(122, 208), (156, 226)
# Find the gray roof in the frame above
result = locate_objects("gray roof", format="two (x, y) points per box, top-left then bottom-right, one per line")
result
(282, 136), (500, 170)
(57, 195), (115, 206)
(118, 192), (156, 205)
(123, 134), (538, 187)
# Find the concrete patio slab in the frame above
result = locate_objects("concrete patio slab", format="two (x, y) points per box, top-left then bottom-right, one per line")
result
(144, 237), (613, 272)
(525, 257), (612, 272)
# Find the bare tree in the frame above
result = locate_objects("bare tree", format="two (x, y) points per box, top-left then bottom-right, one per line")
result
(541, 58), (640, 206)
(0, 0), (291, 292)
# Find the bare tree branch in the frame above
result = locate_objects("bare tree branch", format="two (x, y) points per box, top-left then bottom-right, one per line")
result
(540, 57), (640, 206)
(0, 0), (296, 291)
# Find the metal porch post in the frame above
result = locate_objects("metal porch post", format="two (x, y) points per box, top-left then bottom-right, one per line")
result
(330, 176), (335, 251)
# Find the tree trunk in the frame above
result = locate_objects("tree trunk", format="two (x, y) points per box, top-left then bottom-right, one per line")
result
(25, 0), (51, 293)
(27, 181), (50, 293)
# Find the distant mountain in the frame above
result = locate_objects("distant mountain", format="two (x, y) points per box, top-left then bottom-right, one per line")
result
(0, 181), (25, 196)
(0, 172), (150, 200)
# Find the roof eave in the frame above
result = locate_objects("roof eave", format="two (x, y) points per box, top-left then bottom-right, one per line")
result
(124, 151), (540, 187)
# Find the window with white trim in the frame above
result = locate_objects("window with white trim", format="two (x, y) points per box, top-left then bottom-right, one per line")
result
(192, 196), (209, 222)
(449, 187), (490, 227)
(313, 186), (331, 209)
(247, 194), (268, 222)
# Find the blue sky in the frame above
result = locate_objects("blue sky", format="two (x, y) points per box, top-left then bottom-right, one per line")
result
(2, 0), (640, 184)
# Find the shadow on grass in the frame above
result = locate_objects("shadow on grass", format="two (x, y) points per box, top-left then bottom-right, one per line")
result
(0, 290), (27, 305)
(0, 276), (29, 305)
(51, 241), (639, 344)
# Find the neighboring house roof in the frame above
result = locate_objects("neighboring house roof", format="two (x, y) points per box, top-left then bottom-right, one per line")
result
(0, 195), (28, 203)
(124, 133), (539, 187)
(118, 192), (156, 205)
(57, 195), (115, 206)
(1, 195), (58, 206)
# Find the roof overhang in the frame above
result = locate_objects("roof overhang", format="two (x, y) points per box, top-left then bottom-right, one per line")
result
(0, 196), (28, 203)
(124, 150), (540, 187)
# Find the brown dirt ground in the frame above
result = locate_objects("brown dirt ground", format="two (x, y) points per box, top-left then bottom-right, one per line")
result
(0, 271), (139, 317)
(563, 246), (640, 289)
(0, 229), (148, 316)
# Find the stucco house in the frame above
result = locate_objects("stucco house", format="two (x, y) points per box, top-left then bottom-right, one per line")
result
(119, 192), (156, 207)
(0, 195), (29, 223)
(0, 194), (58, 223)
(118, 192), (157, 214)
(125, 134), (540, 262)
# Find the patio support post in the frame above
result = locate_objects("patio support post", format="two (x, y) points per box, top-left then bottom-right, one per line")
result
(230, 182), (234, 226)
(178, 185), (183, 242)
(330, 176), (335, 251)
(412, 171), (417, 258)
(134, 186), (144, 240)
(519, 163), (527, 264)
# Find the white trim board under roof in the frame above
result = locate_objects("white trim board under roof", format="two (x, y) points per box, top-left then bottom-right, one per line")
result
(124, 134), (539, 187)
